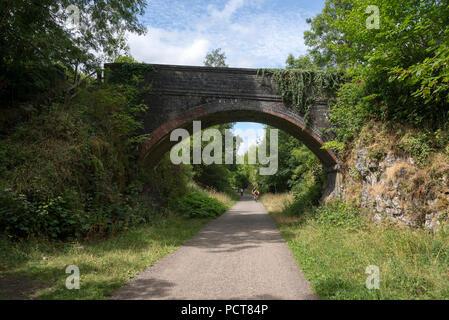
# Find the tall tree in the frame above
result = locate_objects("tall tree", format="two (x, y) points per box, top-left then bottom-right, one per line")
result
(204, 48), (228, 67)
(304, 0), (449, 126)
(303, 0), (353, 68)
(285, 54), (318, 70)
(0, 0), (147, 105)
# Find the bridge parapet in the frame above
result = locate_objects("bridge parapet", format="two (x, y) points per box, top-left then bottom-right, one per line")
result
(142, 64), (281, 102)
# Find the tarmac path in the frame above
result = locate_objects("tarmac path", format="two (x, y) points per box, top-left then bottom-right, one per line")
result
(110, 194), (316, 300)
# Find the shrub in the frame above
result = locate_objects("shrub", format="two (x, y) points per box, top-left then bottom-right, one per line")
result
(315, 200), (363, 229)
(169, 192), (228, 218)
(0, 188), (154, 240)
(0, 80), (158, 240)
(398, 132), (434, 163)
(326, 79), (374, 146)
(0, 189), (84, 240)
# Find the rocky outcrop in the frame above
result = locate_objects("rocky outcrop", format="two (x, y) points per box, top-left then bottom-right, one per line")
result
(342, 149), (449, 232)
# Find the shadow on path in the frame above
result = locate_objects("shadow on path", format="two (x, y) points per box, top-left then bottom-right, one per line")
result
(110, 194), (316, 300)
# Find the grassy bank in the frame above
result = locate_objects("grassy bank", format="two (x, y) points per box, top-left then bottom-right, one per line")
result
(0, 215), (212, 300)
(0, 187), (235, 300)
(261, 193), (449, 300)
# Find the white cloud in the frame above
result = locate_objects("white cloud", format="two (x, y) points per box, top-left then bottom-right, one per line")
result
(128, 0), (313, 68)
(208, 0), (245, 21)
(128, 28), (209, 66)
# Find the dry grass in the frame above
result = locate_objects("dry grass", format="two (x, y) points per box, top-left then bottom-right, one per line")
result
(260, 193), (294, 214)
(204, 188), (238, 209)
(263, 192), (449, 299)
(340, 121), (449, 227)
(261, 193), (303, 225)
(0, 214), (213, 300)
(186, 182), (239, 209)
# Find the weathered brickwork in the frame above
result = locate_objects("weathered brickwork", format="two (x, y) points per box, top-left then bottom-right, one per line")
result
(106, 63), (341, 198)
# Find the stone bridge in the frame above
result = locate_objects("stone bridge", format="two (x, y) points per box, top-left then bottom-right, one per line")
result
(106, 63), (341, 198)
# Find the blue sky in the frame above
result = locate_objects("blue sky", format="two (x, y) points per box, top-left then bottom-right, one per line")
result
(128, 0), (326, 154)
(129, 0), (326, 68)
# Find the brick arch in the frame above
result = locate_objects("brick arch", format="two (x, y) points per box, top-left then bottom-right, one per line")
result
(105, 63), (342, 198)
(139, 101), (338, 169)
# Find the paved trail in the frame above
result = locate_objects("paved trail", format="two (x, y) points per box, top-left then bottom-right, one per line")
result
(110, 195), (316, 300)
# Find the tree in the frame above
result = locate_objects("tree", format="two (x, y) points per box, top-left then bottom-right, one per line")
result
(0, 0), (147, 105)
(286, 54), (318, 70)
(204, 48), (228, 67)
(303, 0), (353, 68)
(304, 0), (449, 128)
(242, 126), (324, 194)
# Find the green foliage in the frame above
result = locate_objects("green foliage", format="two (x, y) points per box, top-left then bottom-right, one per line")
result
(398, 132), (434, 164)
(143, 155), (194, 206)
(193, 164), (235, 193)
(271, 197), (449, 299)
(304, 0), (354, 68)
(114, 56), (139, 64)
(300, 0), (449, 153)
(247, 128), (324, 196)
(315, 200), (363, 229)
(282, 183), (323, 218)
(169, 192), (228, 218)
(286, 54), (318, 70)
(0, 188), (151, 240)
(106, 62), (154, 87)
(0, 0), (147, 106)
(258, 69), (343, 123)
(233, 170), (250, 189)
(322, 140), (345, 153)
(0, 214), (213, 299)
(391, 34), (449, 108)
(189, 123), (241, 193)
(204, 48), (228, 67)
(0, 73), (155, 239)
(326, 78), (374, 144)
(304, 0), (449, 129)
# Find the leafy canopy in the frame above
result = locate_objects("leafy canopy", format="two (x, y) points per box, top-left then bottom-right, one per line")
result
(303, 0), (449, 135)
(0, 0), (147, 104)
(204, 48), (228, 68)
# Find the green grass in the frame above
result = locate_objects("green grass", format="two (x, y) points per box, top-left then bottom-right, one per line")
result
(262, 193), (449, 300)
(0, 214), (214, 299)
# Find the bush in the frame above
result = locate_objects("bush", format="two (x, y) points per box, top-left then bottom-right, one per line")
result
(315, 200), (363, 229)
(398, 132), (434, 163)
(0, 188), (154, 240)
(169, 192), (228, 218)
(0, 189), (84, 240)
(284, 182), (323, 218)
(327, 80), (373, 145)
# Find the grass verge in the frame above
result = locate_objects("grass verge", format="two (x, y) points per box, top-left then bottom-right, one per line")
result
(261, 193), (449, 300)
(0, 214), (215, 300)
(0, 181), (236, 300)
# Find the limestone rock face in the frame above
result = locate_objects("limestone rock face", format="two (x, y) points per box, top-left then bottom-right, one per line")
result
(344, 148), (448, 232)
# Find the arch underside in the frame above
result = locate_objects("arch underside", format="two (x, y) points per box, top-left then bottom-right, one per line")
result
(140, 100), (338, 170)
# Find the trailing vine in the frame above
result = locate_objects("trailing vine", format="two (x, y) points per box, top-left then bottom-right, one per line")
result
(257, 68), (344, 125)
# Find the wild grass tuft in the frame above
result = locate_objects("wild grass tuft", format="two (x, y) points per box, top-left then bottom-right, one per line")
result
(262, 193), (449, 299)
